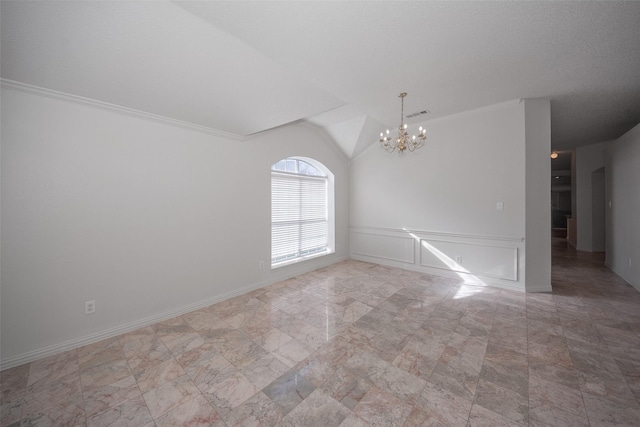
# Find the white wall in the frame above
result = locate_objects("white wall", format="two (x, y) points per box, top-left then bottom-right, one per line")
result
(524, 98), (551, 292)
(0, 84), (349, 368)
(576, 141), (607, 252)
(605, 123), (640, 290)
(351, 100), (526, 236)
(350, 99), (552, 292)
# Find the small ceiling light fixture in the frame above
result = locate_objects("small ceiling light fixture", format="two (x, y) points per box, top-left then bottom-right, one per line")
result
(379, 92), (426, 153)
(550, 151), (559, 159)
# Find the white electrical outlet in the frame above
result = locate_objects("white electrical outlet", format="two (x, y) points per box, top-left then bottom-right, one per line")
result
(455, 255), (462, 264)
(259, 261), (265, 270)
(85, 300), (96, 315)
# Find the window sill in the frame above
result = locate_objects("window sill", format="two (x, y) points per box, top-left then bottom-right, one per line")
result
(271, 249), (334, 270)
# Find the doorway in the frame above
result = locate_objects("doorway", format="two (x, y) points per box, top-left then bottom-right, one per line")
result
(551, 151), (573, 240)
(591, 167), (606, 252)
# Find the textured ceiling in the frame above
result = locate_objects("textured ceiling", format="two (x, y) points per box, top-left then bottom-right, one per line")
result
(2, 1), (639, 158)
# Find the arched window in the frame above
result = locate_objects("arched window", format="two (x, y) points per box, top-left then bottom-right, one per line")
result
(271, 157), (334, 267)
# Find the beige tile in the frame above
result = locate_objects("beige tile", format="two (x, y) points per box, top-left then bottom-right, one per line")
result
(479, 350), (528, 397)
(528, 373), (586, 419)
(429, 359), (480, 401)
(252, 328), (293, 352)
(474, 378), (528, 424)
(290, 322), (329, 351)
(413, 381), (473, 426)
(26, 368), (83, 411)
(218, 337), (268, 370)
(154, 394), (224, 427)
(142, 374), (200, 419)
(468, 403), (526, 427)
(80, 358), (131, 392)
(27, 350), (79, 389)
(20, 397), (86, 426)
(403, 407), (450, 427)
(0, 363), (29, 403)
(202, 371), (258, 415)
(529, 361), (580, 390)
(83, 374), (142, 419)
(87, 395), (153, 427)
(79, 338), (126, 372)
(181, 309), (222, 331)
(135, 358), (186, 393)
(352, 386), (412, 427)
(241, 353), (289, 391)
(174, 342), (233, 387)
(338, 412), (375, 427)
(372, 362), (426, 406)
(278, 389), (350, 427)
(1, 396), (25, 426)
(227, 391), (283, 427)
(125, 336), (173, 376)
(262, 368), (316, 415)
(529, 400), (590, 427)
(10, 247), (640, 427)
(392, 342), (440, 380)
(294, 354), (337, 387)
(272, 338), (311, 367)
(319, 365), (372, 410)
(155, 320), (205, 356)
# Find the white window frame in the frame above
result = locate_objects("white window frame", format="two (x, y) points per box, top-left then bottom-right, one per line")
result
(271, 157), (335, 268)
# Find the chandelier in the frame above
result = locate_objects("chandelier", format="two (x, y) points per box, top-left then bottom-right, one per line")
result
(379, 92), (426, 153)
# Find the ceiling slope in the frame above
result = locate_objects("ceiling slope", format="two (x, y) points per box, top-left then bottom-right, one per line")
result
(0, 0), (344, 136)
(2, 1), (640, 157)
(179, 1), (640, 150)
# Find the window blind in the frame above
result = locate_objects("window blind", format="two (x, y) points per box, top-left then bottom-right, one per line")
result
(271, 171), (328, 266)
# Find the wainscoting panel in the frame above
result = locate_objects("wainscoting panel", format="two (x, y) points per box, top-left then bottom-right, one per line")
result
(419, 239), (518, 281)
(351, 231), (415, 264)
(350, 226), (525, 291)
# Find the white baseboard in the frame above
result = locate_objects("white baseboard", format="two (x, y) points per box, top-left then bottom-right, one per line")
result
(525, 284), (553, 293)
(0, 255), (348, 371)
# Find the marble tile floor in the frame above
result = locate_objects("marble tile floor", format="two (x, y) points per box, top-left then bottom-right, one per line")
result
(2, 239), (640, 426)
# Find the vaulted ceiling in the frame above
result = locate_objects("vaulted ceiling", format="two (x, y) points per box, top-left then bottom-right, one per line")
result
(2, 1), (639, 159)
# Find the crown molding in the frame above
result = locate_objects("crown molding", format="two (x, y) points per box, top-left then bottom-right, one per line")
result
(0, 79), (244, 141)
